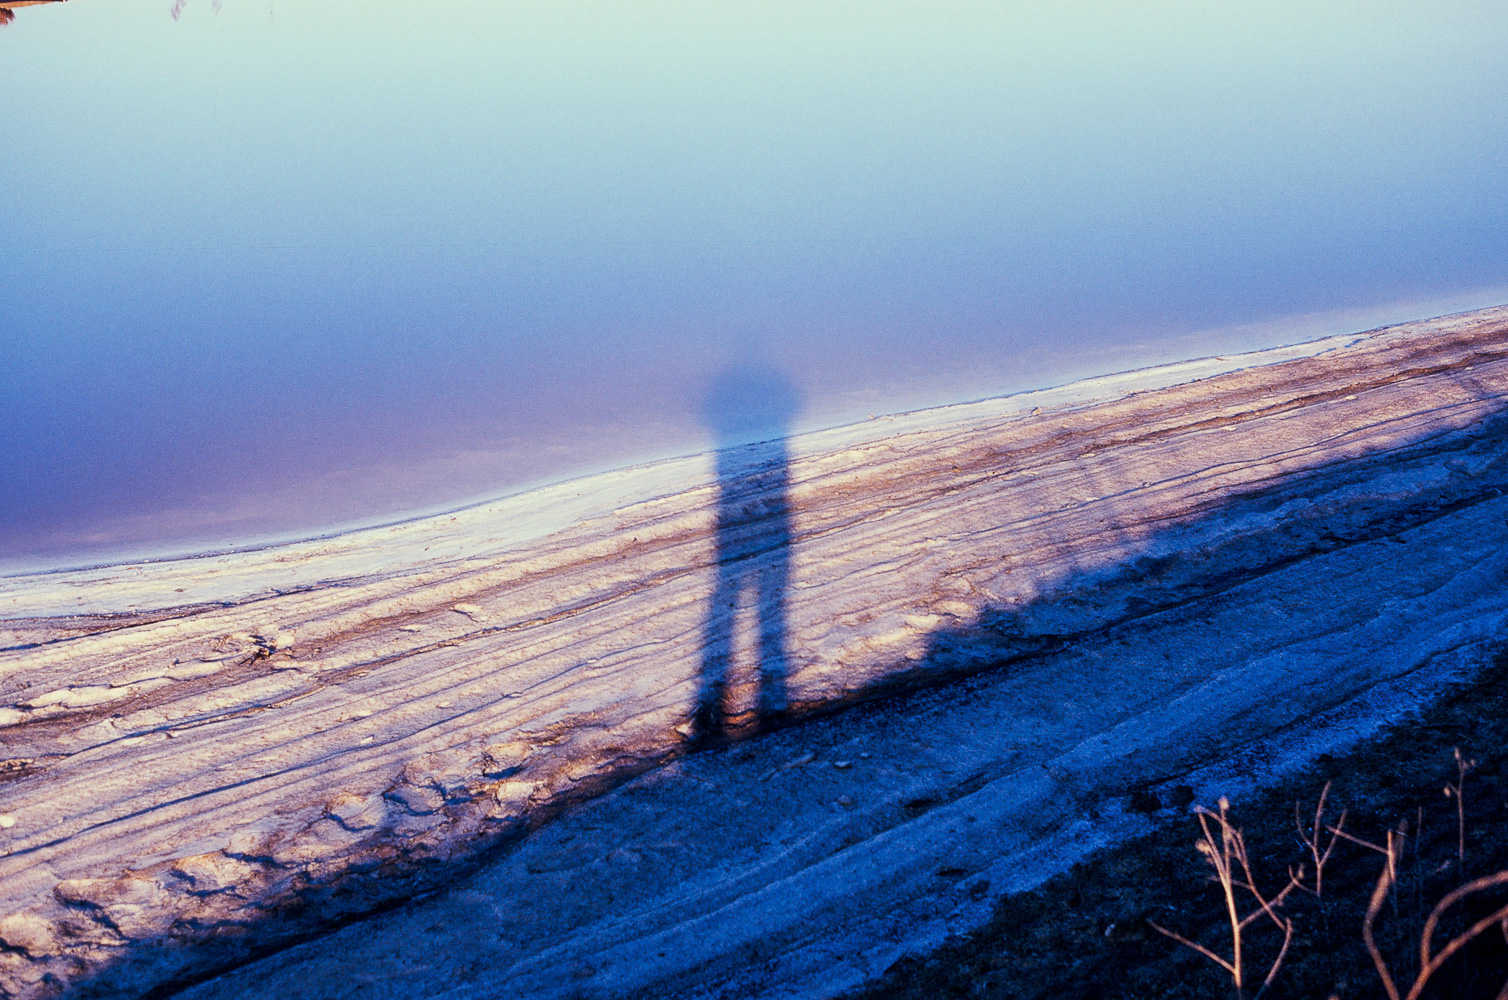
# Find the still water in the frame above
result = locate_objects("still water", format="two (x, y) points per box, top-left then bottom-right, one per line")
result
(3, 0), (1506, 569)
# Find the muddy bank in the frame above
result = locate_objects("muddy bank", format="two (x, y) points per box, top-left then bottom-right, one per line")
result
(3, 305), (1508, 998)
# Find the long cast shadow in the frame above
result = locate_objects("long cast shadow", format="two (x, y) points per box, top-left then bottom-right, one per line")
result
(693, 364), (801, 745)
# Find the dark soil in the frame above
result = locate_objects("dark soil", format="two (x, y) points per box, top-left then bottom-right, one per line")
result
(854, 651), (1508, 1000)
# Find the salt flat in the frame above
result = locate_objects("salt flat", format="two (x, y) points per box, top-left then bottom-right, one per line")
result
(3, 306), (1508, 999)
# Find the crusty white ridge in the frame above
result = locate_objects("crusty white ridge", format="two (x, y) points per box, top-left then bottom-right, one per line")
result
(3, 306), (1508, 999)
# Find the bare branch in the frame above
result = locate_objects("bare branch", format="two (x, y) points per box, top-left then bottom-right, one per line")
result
(1252, 917), (1294, 1000)
(1329, 824), (1390, 856)
(1444, 747), (1477, 875)
(1159, 797), (1299, 998)
(1405, 870), (1508, 999)
(1148, 920), (1238, 977)
(1294, 783), (1341, 897)
(1362, 831), (1402, 1000)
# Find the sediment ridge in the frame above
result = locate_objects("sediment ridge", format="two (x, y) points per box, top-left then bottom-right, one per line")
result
(4, 305), (1508, 999)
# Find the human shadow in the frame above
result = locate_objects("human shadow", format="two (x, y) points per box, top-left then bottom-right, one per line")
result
(692, 364), (801, 745)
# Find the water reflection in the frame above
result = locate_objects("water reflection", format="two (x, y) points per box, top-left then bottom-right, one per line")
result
(694, 364), (800, 745)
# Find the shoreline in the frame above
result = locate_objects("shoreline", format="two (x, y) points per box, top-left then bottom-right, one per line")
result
(8, 288), (1508, 580)
(1, 320), (1376, 610)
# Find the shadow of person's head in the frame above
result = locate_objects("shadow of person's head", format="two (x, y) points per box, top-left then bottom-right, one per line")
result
(702, 363), (800, 449)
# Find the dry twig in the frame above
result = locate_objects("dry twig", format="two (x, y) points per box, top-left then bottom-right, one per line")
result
(1149, 798), (1295, 1000)
(1294, 781), (1346, 899)
(1364, 850), (1508, 1000)
(1444, 747), (1477, 876)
